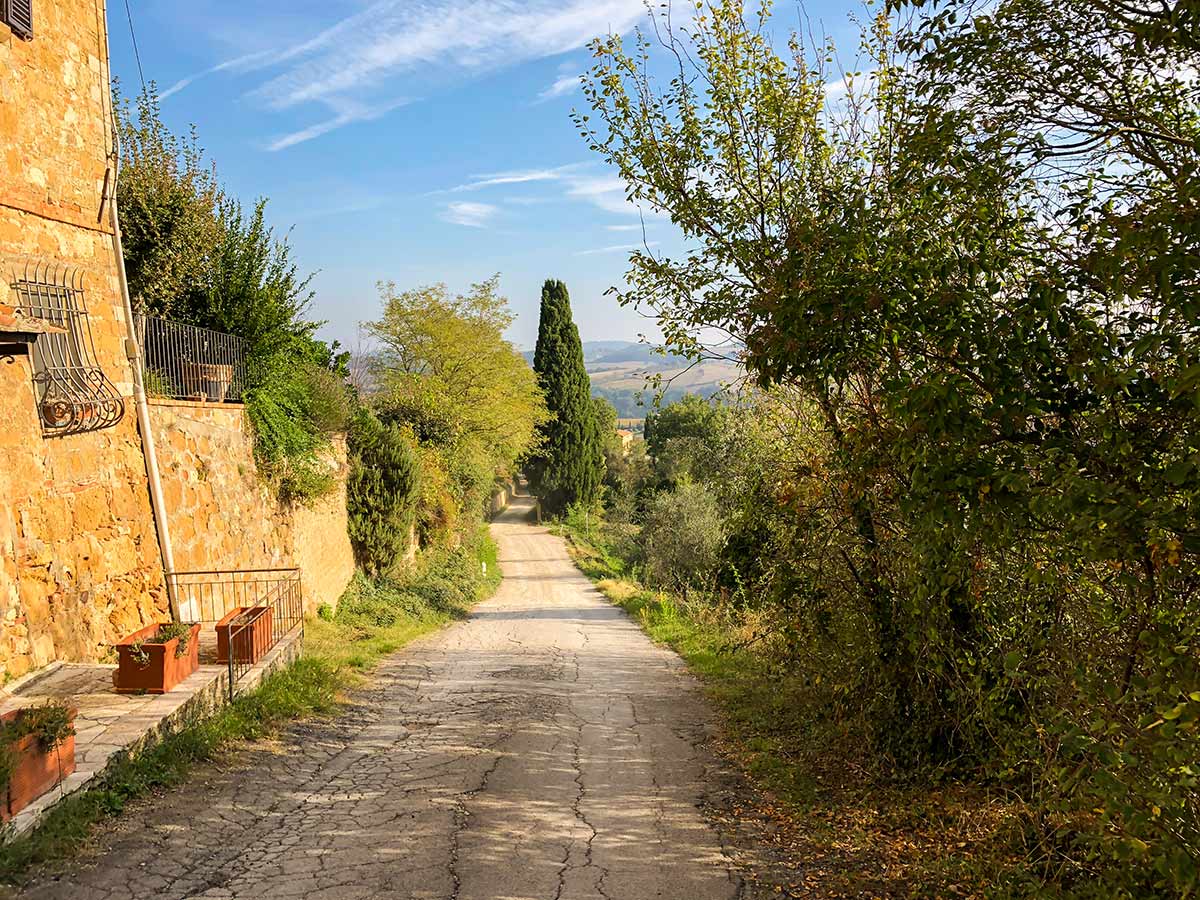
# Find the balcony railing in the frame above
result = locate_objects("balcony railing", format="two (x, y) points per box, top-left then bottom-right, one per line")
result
(169, 568), (304, 699)
(135, 314), (247, 403)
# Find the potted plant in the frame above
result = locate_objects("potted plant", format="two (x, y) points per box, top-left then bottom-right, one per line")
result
(0, 701), (76, 821)
(113, 621), (201, 694)
(214, 606), (274, 666)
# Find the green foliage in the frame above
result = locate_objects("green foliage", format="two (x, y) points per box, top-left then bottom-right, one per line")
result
(129, 621), (194, 666)
(362, 276), (547, 545)
(641, 480), (726, 592)
(347, 408), (420, 577)
(116, 85), (344, 503)
(530, 279), (605, 515)
(114, 81), (222, 314)
(365, 276), (546, 477)
(644, 394), (730, 485)
(0, 701), (76, 796)
(581, 0), (1200, 892)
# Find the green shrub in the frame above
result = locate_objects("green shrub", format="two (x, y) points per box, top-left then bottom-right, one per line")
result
(641, 481), (726, 592)
(347, 409), (420, 576)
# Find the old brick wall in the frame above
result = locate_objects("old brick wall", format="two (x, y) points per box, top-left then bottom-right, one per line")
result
(0, 0), (169, 679)
(148, 400), (355, 615)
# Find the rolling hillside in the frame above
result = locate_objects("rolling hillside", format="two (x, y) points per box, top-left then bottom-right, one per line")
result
(523, 341), (744, 419)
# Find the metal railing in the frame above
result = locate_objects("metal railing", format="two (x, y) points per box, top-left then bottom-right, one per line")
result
(135, 314), (247, 403)
(169, 568), (304, 698)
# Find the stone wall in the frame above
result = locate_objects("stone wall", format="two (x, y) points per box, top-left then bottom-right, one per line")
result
(0, 0), (169, 680)
(0, 0), (354, 680)
(147, 400), (355, 615)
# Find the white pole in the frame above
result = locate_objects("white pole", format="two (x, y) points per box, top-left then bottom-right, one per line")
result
(101, 2), (182, 622)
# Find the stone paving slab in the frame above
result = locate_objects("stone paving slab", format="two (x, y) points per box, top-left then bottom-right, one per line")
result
(0, 625), (303, 839)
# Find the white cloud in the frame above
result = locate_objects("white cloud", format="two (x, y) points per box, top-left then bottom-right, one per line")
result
(449, 164), (584, 192)
(160, 50), (277, 100)
(265, 99), (408, 151)
(442, 164), (664, 220)
(251, 0), (649, 112)
(563, 173), (648, 217)
(605, 223), (646, 232)
(442, 201), (499, 227)
(160, 0), (655, 147)
(575, 241), (659, 256)
(537, 72), (582, 102)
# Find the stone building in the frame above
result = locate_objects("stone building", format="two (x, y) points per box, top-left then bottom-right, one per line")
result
(0, 0), (168, 679)
(0, 1), (355, 682)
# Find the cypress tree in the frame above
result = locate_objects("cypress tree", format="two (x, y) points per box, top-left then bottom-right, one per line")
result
(529, 279), (603, 515)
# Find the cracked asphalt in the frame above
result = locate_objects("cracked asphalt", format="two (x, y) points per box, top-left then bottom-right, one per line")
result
(21, 496), (790, 900)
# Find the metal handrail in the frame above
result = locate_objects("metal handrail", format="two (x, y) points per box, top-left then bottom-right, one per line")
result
(168, 568), (304, 699)
(134, 314), (247, 403)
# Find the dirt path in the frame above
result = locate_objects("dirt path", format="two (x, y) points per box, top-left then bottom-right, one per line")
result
(22, 496), (790, 899)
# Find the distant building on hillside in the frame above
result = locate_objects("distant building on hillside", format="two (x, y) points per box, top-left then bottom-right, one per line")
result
(616, 429), (635, 452)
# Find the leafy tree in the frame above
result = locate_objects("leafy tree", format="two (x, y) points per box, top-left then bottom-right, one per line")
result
(582, 0), (1200, 889)
(115, 82), (221, 314)
(364, 276), (546, 479)
(530, 280), (604, 515)
(644, 394), (730, 485)
(347, 409), (420, 576)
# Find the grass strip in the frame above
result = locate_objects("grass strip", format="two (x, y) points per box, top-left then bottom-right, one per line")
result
(555, 521), (1023, 898)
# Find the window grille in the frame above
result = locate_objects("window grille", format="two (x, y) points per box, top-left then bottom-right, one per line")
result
(10, 260), (125, 436)
(2, 0), (32, 40)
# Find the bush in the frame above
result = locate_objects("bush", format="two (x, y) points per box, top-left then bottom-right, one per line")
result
(641, 481), (725, 592)
(347, 409), (420, 576)
(303, 365), (352, 434)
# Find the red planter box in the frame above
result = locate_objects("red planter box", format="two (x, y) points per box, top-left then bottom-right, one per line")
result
(0, 707), (76, 821)
(113, 622), (201, 694)
(215, 606), (274, 666)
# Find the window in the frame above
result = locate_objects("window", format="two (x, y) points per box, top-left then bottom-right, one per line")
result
(10, 260), (125, 436)
(2, 0), (32, 41)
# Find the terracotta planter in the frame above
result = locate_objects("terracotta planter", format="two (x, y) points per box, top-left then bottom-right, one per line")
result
(0, 707), (77, 821)
(113, 622), (201, 694)
(215, 606), (274, 666)
(182, 362), (233, 402)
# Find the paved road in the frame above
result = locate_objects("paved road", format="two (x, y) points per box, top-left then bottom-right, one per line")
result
(24, 496), (771, 900)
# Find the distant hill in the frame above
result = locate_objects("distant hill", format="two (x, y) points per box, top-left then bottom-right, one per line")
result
(520, 340), (640, 365)
(519, 339), (745, 419)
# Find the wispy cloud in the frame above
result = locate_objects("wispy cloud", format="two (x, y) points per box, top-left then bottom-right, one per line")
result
(252, 0), (648, 111)
(442, 164), (663, 220)
(537, 72), (582, 103)
(448, 164), (585, 192)
(605, 223), (647, 232)
(575, 241), (659, 256)
(265, 99), (408, 151)
(442, 201), (499, 227)
(160, 49), (277, 100)
(161, 0), (654, 148)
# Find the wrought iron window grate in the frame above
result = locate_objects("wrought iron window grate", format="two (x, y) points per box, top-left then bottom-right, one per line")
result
(134, 314), (247, 403)
(10, 260), (125, 436)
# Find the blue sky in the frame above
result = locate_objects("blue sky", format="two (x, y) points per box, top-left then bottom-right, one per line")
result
(107, 0), (861, 351)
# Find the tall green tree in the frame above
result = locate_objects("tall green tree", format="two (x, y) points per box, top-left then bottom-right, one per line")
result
(581, 1), (1199, 889)
(530, 280), (604, 515)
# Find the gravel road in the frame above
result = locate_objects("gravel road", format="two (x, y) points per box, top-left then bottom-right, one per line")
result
(22, 495), (788, 900)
